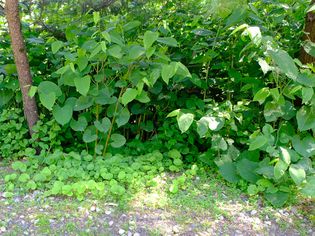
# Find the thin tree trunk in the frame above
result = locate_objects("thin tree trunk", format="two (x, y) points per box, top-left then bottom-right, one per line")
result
(5, 0), (38, 135)
(300, 0), (315, 64)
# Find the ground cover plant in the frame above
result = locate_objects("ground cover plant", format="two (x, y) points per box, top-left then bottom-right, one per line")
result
(0, 1), (314, 233)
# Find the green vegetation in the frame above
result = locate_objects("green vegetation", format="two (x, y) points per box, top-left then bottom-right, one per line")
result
(0, 0), (314, 220)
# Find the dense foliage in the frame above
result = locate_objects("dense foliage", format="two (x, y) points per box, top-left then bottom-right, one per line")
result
(0, 0), (314, 207)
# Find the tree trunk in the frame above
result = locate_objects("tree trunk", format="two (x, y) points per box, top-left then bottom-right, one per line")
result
(300, 0), (315, 64)
(5, 0), (39, 135)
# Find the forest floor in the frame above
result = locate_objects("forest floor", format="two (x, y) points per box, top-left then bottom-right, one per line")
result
(0, 163), (314, 236)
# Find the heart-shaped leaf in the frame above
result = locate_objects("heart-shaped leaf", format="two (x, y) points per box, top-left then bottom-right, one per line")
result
(110, 134), (126, 148)
(74, 75), (91, 96)
(83, 126), (98, 143)
(94, 117), (111, 133)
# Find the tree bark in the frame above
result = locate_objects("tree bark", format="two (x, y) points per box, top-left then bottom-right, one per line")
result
(5, 0), (38, 135)
(300, 0), (315, 64)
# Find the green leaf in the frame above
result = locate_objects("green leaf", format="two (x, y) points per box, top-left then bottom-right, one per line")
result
(74, 75), (91, 96)
(51, 40), (64, 54)
(279, 147), (292, 166)
(248, 135), (268, 151)
(143, 31), (159, 49)
(52, 103), (73, 126)
(94, 117), (111, 133)
(196, 118), (209, 138)
(116, 108), (130, 127)
(302, 87), (314, 104)
(110, 134), (126, 148)
(200, 116), (225, 131)
(161, 62), (178, 84)
(274, 160), (289, 180)
(12, 161), (27, 172)
(236, 159), (260, 183)
(289, 164), (306, 186)
(121, 88), (138, 106)
(28, 86), (37, 98)
(108, 45), (122, 59)
(157, 37), (178, 47)
(123, 20), (141, 32)
(70, 116), (87, 132)
(177, 112), (194, 133)
(83, 126), (97, 143)
(247, 184), (259, 195)
(93, 12), (100, 25)
(0, 90), (14, 107)
(38, 81), (62, 110)
(303, 40), (315, 57)
(264, 101), (284, 122)
(128, 46), (145, 60)
(18, 173), (30, 183)
(292, 135), (315, 158)
(296, 106), (315, 131)
(296, 73), (315, 87)
(39, 92), (56, 111)
(253, 87), (270, 104)
(167, 109), (180, 118)
(307, 4), (315, 13)
(77, 55), (89, 72)
(301, 176), (315, 197)
(265, 191), (289, 207)
(73, 96), (94, 111)
(268, 49), (298, 80)
(218, 162), (240, 183)
(136, 91), (150, 103)
(176, 62), (192, 78)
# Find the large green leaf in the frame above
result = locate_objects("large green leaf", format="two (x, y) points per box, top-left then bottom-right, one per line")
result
(218, 162), (240, 183)
(303, 40), (315, 58)
(110, 134), (126, 148)
(264, 101), (284, 122)
(94, 117), (111, 133)
(38, 81), (62, 110)
(265, 191), (289, 207)
(83, 126), (97, 143)
(236, 159), (260, 183)
(122, 88), (138, 106)
(52, 103), (73, 126)
(143, 31), (159, 49)
(292, 135), (315, 158)
(74, 96), (94, 111)
(123, 20), (141, 32)
(274, 160), (289, 180)
(296, 73), (315, 87)
(199, 116), (225, 131)
(157, 37), (178, 47)
(161, 62), (178, 84)
(296, 106), (315, 131)
(253, 87), (270, 104)
(248, 135), (268, 151)
(289, 164), (306, 186)
(0, 90), (14, 107)
(268, 49), (298, 80)
(116, 108), (130, 127)
(177, 112), (194, 133)
(128, 46), (145, 60)
(301, 176), (315, 197)
(70, 116), (87, 132)
(74, 75), (91, 96)
(51, 40), (64, 54)
(108, 45), (122, 59)
(76, 55), (89, 72)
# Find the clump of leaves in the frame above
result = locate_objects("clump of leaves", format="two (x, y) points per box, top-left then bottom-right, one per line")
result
(4, 148), (191, 201)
